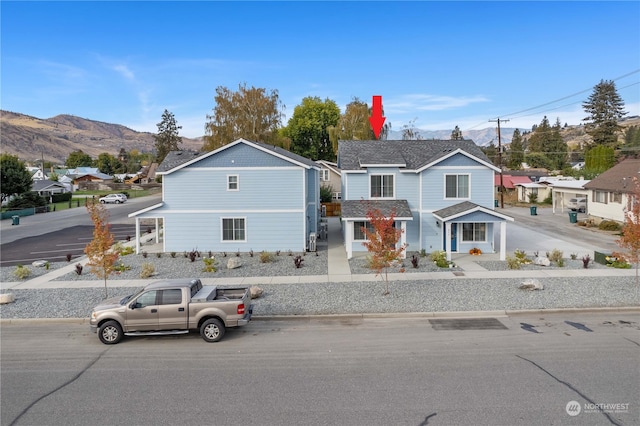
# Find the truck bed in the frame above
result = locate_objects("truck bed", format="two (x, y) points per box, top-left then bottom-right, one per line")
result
(191, 286), (247, 302)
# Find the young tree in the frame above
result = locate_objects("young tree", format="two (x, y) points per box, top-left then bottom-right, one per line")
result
(327, 97), (390, 153)
(451, 125), (464, 140)
(286, 96), (340, 161)
(203, 83), (284, 151)
(401, 118), (422, 140)
(582, 79), (627, 146)
(507, 129), (524, 170)
(65, 150), (93, 168)
(0, 154), (33, 203)
(617, 177), (640, 287)
(85, 201), (119, 298)
(154, 109), (183, 164)
(361, 206), (407, 295)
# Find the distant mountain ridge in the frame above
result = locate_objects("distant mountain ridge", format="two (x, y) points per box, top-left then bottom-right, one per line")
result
(0, 110), (204, 164)
(386, 127), (518, 146)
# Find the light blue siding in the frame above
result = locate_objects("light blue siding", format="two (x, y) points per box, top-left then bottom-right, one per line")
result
(433, 153), (488, 168)
(195, 143), (294, 168)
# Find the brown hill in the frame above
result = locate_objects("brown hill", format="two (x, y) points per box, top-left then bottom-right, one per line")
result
(0, 110), (204, 165)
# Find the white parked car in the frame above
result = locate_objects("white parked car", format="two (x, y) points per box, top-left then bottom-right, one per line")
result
(567, 197), (586, 213)
(99, 194), (127, 204)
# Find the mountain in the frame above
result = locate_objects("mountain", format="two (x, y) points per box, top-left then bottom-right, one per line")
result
(386, 127), (519, 146)
(0, 111), (204, 164)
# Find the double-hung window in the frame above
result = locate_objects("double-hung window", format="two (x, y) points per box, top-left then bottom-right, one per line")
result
(445, 174), (470, 199)
(593, 191), (607, 204)
(462, 223), (486, 242)
(321, 169), (330, 181)
(227, 175), (239, 191)
(353, 221), (375, 241)
(222, 218), (246, 242)
(370, 174), (394, 198)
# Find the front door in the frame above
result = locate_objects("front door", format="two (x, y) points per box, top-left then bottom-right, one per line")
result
(443, 223), (458, 252)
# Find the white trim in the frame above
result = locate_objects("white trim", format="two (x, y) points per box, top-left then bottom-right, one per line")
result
(128, 203), (164, 218)
(220, 216), (247, 243)
(360, 162), (406, 168)
(227, 174), (239, 191)
(430, 165), (488, 170)
(433, 206), (515, 222)
(168, 166), (301, 172)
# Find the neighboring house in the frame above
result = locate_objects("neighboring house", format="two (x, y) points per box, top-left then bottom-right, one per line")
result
(27, 167), (45, 181)
(547, 178), (590, 214)
(71, 172), (113, 190)
(583, 158), (640, 223)
(495, 174), (532, 194)
(316, 160), (342, 201)
(515, 181), (551, 203)
(337, 139), (513, 261)
(128, 139), (321, 254)
(32, 179), (68, 199)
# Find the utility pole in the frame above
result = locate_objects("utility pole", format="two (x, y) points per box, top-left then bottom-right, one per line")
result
(489, 118), (509, 208)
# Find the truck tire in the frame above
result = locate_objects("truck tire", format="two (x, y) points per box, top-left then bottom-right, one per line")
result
(98, 320), (123, 344)
(200, 318), (225, 343)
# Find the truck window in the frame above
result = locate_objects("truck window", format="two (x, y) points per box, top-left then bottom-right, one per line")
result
(161, 289), (182, 305)
(135, 291), (158, 308)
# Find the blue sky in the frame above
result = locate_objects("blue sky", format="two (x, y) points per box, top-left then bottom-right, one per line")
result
(2, 1), (639, 138)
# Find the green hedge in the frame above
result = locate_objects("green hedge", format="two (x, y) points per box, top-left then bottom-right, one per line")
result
(51, 193), (72, 203)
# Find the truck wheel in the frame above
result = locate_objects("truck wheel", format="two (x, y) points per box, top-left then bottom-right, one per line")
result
(98, 320), (123, 344)
(200, 318), (225, 342)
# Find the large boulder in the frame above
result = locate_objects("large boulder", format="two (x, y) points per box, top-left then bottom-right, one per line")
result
(32, 260), (48, 267)
(227, 258), (242, 269)
(534, 256), (551, 267)
(250, 286), (264, 299)
(0, 293), (15, 304)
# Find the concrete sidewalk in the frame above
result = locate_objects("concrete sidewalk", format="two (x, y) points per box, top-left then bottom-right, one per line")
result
(2, 215), (637, 291)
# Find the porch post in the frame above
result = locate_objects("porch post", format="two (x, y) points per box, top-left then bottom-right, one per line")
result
(135, 217), (141, 254)
(500, 221), (507, 261)
(155, 217), (159, 244)
(400, 221), (407, 259)
(345, 221), (353, 259)
(445, 222), (452, 262)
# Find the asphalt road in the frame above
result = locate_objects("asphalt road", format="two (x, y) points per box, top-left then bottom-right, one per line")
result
(2, 312), (638, 426)
(0, 195), (161, 267)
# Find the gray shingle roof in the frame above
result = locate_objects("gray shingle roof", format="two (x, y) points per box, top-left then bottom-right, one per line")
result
(337, 139), (492, 171)
(341, 199), (413, 220)
(432, 201), (480, 219)
(157, 150), (202, 173)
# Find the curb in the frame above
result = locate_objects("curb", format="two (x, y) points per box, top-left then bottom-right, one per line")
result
(2, 306), (638, 325)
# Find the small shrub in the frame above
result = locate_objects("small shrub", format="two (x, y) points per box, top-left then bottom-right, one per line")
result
(222, 252), (227, 257)
(506, 256), (521, 270)
(249, 249), (254, 257)
(170, 252), (176, 258)
(548, 249), (563, 263)
(156, 252), (162, 258)
(430, 250), (448, 268)
(294, 255), (304, 268)
(606, 252), (631, 269)
(276, 250), (281, 256)
(45, 261), (50, 270)
(202, 257), (217, 273)
(570, 253), (577, 260)
(411, 254), (419, 268)
(126, 235), (131, 242)
(582, 255), (591, 268)
(420, 249), (427, 257)
(75, 263), (83, 275)
(236, 250), (240, 257)
(598, 220), (621, 231)
(13, 265), (31, 280)
(189, 250), (197, 262)
(142, 251), (148, 258)
(557, 258), (565, 267)
(113, 262), (131, 273)
(140, 263), (155, 278)
(260, 251), (274, 263)
(208, 251), (212, 258)
(146, 227), (152, 234)
(288, 250), (293, 256)
(66, 253), (73, 262)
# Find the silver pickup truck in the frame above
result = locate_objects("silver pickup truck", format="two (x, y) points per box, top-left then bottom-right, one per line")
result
(90, 278), (253, 344)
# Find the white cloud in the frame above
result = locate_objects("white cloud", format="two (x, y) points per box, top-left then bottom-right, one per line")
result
(384, 93), (490, 115)
(113, 64), (135, 81)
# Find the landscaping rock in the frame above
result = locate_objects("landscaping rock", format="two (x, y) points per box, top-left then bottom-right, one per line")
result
(534, 257), (551, 267)
(519, 279), (544, 291)
(32, 260), (48, 267)
(0, 293), (15, 304)
(227, 258), (242, 269)
(250, 286), (264, 299)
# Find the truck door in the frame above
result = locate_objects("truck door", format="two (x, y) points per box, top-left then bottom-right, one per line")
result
(126, 290), (160, 331)
(157, 288), (189, 330)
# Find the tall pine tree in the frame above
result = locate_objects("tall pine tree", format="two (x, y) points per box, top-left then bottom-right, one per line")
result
(582, 79), (627, 146)
(507, 129), (524, 170)
(154, 109), (182, 164)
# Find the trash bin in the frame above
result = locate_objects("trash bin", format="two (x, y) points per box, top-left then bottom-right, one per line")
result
(568, 212), (578, 223)
(11, 215), (20, 226)
(494, 199), (499, 207)
(530, 206), (537, 215)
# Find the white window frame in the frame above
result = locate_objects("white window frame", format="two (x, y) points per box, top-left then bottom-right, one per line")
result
(370, 174), (394, 199)
(353, 221), (374, 241)
(610, 192), (622, 204)
(321, 169), (330, 181)
(444, 174), (470, 199)
(461, 223), (486, 242)
(221, 217), (246, 242)
(227, 175), (239, 191)
(593, 190), (607, 204)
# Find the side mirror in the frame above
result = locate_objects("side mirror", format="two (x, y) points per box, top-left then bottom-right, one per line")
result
(129, 302), (139, 310)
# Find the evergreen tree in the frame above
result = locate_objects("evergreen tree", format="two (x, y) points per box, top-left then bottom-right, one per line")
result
(154, 109), (182, 164)
(582, 79), (627, 146)
(507, 129), (524, 170)
(584, 145), (615, 172)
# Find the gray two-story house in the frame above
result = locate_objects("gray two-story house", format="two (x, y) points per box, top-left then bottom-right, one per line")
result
(338, 139), (513, 260)
(129, 138), (321, 254)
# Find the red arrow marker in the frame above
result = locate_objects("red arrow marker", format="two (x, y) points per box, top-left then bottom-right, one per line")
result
(368, 95), (386, 139)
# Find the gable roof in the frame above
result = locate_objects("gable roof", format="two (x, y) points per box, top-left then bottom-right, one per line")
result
(433, 201), (514, 222)
(583, 159), (640, 193)
(316, 160), (341, 176)
(341, 199), (413, 220)
(337, 139), (498, 172)
(495, 174), (532, 189)
(32, 179), (66, 191)
(158, 138), (319, 174)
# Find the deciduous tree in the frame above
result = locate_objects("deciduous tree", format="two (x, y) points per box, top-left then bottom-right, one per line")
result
(451, 125), (464, 140)
(361, 206), (407, 295)
(286, 96), (340, 160)
(65, 150), (93, 168)
(203, 83), (284, 151)
(0, 154), (32, 203)
(154, 109), (182, 164)
(582, 79), (627, 146)
(617, 177), (640, 286)
(85, 201), (119, 298)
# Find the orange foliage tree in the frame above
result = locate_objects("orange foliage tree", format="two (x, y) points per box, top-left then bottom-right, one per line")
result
(85, 201), (119, 298)
(617, 177), (640, 287)
(362, 206), (407, 295)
